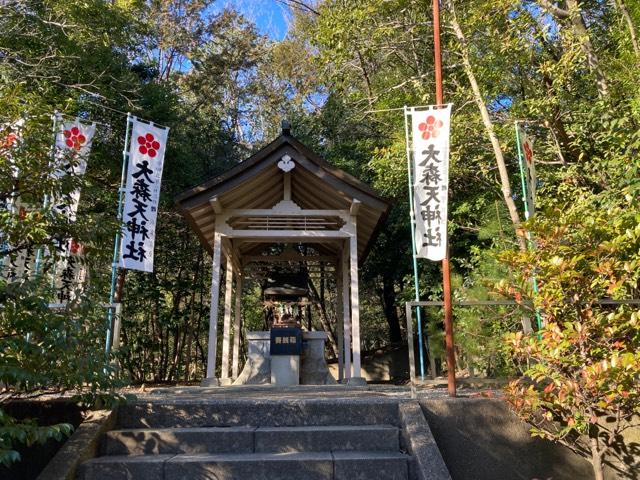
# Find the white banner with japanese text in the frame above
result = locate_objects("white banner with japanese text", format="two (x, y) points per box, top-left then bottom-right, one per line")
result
(119, 118), (169, 272)
(1, 119), (25, 280)
(410, 105), (452, 261)
(53, 115), (96, 221)
(53, 238), (87, 304)
(51, 116), (95, 302)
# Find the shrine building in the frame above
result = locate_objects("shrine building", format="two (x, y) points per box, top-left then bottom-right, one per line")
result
(175, 122), (391, 386)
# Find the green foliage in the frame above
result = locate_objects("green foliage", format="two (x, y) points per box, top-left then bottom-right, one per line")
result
(501, 118), (640, 475)
(0, 409), (73, 467)
(2, 0), (640, 471)
(0, 0), (143, 467)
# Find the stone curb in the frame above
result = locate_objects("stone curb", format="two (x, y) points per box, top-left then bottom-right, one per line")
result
(398, 401), (451, 480)
(36, 409), (117, 480)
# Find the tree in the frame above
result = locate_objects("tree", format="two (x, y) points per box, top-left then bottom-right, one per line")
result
(536, 0), (610, 97)
(0, 0), (145, 466)
(446, 0), (526, 251)
(501, 122), (640, 478)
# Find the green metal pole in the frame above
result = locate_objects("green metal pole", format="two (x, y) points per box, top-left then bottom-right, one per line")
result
(514, 122), (543, 331)
(105, 113), (132, 355)
(404, 106), (427, 380)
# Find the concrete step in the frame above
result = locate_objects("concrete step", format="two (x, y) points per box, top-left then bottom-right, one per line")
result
(102, 425), (399, 456)
(255, 425), (399, 453)
(333, 451), (409, 480)
(102, 426), (255, 456)
(79, 451), (409, 480)
(116, 398), (400, 428)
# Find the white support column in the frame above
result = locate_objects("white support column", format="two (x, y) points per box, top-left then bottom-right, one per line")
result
(342, 242), (352, 379)
(204, 232), (223, 384)
(336, 257), (344, 383)
(220, 256), (234, 383)
(232, 274), (243, 379)
(349, 222), (365, 384)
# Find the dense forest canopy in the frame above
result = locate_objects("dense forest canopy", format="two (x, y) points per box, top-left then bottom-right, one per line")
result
(1, 0), (639, 476)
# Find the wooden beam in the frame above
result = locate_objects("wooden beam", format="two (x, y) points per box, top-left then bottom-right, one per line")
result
(222, 208), (349, 219)
(242, 253), (338, 265)
(232, 275), (243, 379)
(220, 229), (350, 239)
(342, 242), (351, 379)
(206, 232), (223, 380)
(227, 238), (242, 274)
(350, 199), (362, 216)
(349, 228), (362, 378)
(336, 257), (344, 383)
(209, 197), (223, 214)
(220, 257), (233, 381)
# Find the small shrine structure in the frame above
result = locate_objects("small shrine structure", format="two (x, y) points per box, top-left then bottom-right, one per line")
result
(175, 123), (390, 385)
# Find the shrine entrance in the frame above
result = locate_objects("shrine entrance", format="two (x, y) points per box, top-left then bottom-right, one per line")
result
(175, 123), (390, 386)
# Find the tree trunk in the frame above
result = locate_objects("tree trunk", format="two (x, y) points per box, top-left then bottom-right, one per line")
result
(448, 1), (527, 251)
(184, 286), (197, 381)
(382, 276), (402, 343)
(537, 0), (610, 97)
(566, 0), (609, 98)
(590, 436), (605, 480)
(307, 278), (339, 358)
(613, 0), (640, 59)
(540, 73), (583, 164)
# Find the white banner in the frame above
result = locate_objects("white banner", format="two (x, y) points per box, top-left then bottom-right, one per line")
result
(54, 238), (86, 303)
(2, 202), (36, 281)
(1, 116), (95, 288)
(410, 105), (452, 261)
(520, 128), (536, 217)
(1, 119), (24, 279)
(53, 116), (96, 221)
(119, 118), (169, 272)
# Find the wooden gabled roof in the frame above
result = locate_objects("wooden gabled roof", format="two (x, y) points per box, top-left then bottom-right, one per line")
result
(175, 131), (391, 263)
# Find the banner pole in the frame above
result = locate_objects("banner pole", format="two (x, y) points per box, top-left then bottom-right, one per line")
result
(403, 106), (427, 381)
(514, 122), (543, 331)
(34, 112), (59, 277)
(433, 0), (456, 397)
(106, 113), (132, 355)
(514, 122), (531, 220)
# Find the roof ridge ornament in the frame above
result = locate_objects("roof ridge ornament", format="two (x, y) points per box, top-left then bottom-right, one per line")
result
(278, 154), (295, 172)
(281, 119), (291, 135)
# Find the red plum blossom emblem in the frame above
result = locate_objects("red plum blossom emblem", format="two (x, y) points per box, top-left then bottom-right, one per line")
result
(418, 115), (444, 140)
(63, 127), (86, 151)
(70, 239), (82, 254)
(2, 132), (18, 149)
(138, 133), (161, 158)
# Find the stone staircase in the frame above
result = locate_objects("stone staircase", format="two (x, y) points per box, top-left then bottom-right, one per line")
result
(77, 394), (450, 480)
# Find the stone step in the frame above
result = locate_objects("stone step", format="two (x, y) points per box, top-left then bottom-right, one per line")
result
(255, 425), (399, 453)
(332, 451), (409, 480)
(116, 398), (400, 428)
(102, 425), (399, 456)
(102, 426), (255, 456)
(79, 451), (409, 480)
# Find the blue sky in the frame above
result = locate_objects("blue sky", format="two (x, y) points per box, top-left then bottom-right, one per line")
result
(212, 0), (292, 40)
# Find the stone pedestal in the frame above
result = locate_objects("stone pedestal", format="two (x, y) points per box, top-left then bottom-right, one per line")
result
(233, 332), (271, 385)
(270, 355), (300, 386)
(301, 332), (337, 385)
(346, 377), (367, 386)
(200, 377), (220, 387)
(233, 331), (336, 386)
